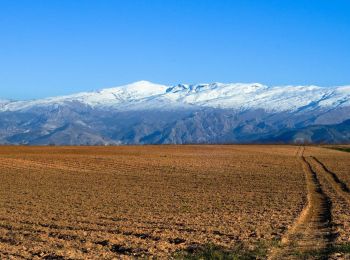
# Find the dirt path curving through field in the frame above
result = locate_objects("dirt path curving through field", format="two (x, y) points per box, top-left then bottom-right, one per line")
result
(269, 146), (335, 259)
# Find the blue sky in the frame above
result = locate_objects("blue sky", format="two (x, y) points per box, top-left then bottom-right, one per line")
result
(1, 0), (350, 100)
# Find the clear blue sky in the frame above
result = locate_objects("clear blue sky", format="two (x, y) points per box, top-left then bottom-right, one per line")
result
(1, 0), (350, 100)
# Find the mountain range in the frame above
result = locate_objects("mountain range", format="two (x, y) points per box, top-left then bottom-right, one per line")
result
(1, 81), (350, 145)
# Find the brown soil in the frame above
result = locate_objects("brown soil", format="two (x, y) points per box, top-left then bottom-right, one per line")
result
(269, 147), (334, 259)
(270, 146), (350, 259)
(0, 145), (349, 259)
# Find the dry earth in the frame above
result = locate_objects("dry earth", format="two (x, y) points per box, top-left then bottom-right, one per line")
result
(0, 145), (349, 259)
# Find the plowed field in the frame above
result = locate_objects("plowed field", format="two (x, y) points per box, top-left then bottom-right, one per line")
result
(0, 145), (349, 259)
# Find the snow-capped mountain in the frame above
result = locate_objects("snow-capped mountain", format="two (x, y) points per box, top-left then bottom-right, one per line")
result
(1, 81), (350, 145)
(2, 80), (350, 112)
(0, 99), (10, 106)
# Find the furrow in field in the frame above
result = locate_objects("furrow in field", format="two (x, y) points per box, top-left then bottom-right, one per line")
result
(0, 157), (93, 174)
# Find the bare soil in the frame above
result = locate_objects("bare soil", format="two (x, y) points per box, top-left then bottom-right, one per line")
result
(0, 145), (349, 259)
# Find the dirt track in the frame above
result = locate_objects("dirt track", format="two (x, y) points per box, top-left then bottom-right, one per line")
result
(270, 147), (334, 259)
(270, 146), (350, 259)
(310, 156), (350, 204)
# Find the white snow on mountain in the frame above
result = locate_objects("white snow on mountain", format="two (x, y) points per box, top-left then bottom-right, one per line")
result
(0, 99), (11, 109)
(1, 81), (350, 112)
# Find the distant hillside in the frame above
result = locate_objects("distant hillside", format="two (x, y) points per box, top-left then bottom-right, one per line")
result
(1, 81), (350, 145)
(262, 120), (350, 144)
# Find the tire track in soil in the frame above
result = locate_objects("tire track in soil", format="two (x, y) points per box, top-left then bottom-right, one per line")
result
(307, 156), (350, 259)
(269, 147), (335, 259)
(309, 156), (350, 204)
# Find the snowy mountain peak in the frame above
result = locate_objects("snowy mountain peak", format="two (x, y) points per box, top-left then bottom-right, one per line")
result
(0, 99), (10, 104)
(1, 81), (350, 113)
(97, 81), (168, 100)
(100, 80), (167, 93)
